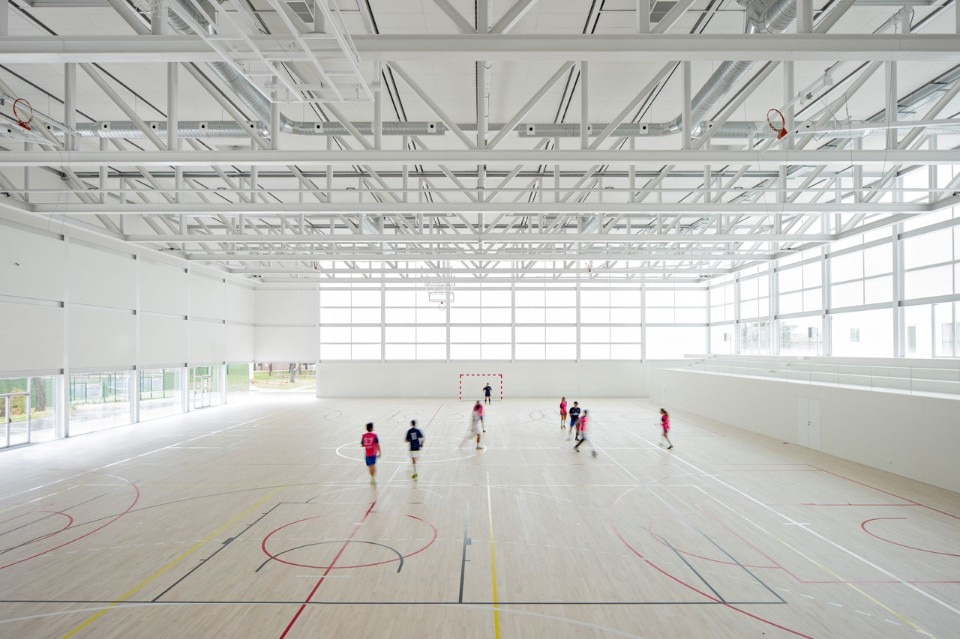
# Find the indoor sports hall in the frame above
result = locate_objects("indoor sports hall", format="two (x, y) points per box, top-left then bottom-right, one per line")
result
(0, 1), (959, 638)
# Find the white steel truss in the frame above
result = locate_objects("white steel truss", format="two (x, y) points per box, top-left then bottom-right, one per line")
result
(0, 0), (959, 285)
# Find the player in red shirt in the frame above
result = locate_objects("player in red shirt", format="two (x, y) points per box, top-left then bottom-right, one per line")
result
(559, 397), (567, 430)
(361, 422), (381, 483)
(573, 409), (597, 457)
(463, 401), (485, 449)
(659, 408), (674, 450)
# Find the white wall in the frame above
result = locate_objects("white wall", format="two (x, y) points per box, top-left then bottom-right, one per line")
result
(316, 361), (647, 398)
(646, 367), (960, 493)
(0, 218), (256, 376)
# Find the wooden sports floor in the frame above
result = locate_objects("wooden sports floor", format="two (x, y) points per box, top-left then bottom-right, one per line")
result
(0, 395), (957, 638)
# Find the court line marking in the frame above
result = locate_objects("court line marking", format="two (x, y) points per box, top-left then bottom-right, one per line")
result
(277, 500), (377, 639)
(0, 602), (648, 638)
(0, 415), (272, 506)
(61, 485), (283, 639)
(486, 475), (501, 639)
(628, 431), (955, 635)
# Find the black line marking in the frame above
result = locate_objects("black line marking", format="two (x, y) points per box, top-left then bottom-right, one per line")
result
(255, 540), (404, 574)
(0, 492), (108, 541)
(151, 503), (282, 602)
(459, 502), (471, 604)
(692, 526), (786, 605)
(654, 532), (726, 603)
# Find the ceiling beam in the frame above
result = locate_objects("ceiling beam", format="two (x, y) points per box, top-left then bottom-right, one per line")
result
(6, 149), (960, 168)
(31, 202), (923, 214)
(1, 34), (958, 63)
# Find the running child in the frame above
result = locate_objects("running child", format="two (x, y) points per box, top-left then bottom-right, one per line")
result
(567, 401), (581, 440)
(573, 409), (597, 457)
(660, 408), (674, 449)
(559, 397), (567, 430)
(463, 401), (484, 450)
(361, 422), (381, 484)
(474, 400), (486, 433)
(405, 419), (425, 479)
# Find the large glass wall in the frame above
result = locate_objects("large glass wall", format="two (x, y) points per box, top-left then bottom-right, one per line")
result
(706, 207), (960, 358)
(69, 370), (132, 435)
(190, 365), (223, 410)
(319, 281), (710, 361)
(226, 363), (252, 402)
(0, 376), (58, 446)
(139, 367), (183, 422)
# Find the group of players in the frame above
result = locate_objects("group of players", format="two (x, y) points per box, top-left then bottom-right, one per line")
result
(359, 388), (674, 482)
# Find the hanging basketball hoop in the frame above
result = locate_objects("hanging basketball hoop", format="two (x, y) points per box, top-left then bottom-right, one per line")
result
(12, 99), (34, 131)
(766, 108), (788, 140)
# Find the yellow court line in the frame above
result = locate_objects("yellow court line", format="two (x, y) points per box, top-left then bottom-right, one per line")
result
(486, 482), (501, 639)
(62, 486), (283, 639)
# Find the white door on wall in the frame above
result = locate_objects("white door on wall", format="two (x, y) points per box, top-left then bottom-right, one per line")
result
(797, 397), (821, 450)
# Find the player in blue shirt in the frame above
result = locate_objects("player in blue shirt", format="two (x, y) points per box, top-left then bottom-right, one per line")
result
(405, 419), (425, 479)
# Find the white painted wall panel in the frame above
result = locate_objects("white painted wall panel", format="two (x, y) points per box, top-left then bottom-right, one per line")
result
(189, 320), (226, 362)
(0, 227), (65, 302)
(255, 327), (318, 361)
(189, 274), (225, 320)
(68, 243), (137, 309)
(140, 315), (188, 366)
(226, 283), (256, 324)
(69, 307), (136, 369)
(255, 288), (318, 325)
(646, 368), (960, 493)
(141, 261), (188, 315)
(0, 301), (63, 372)
(315, 361), (646, 398)
(226, 324), (255, 361)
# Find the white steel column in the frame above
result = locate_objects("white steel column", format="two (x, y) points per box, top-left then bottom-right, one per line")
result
(0, 0), (8, 37)
(886, 61), (898, 149)
(152, 0), (167, 35)
(167, 62), (178, 149)
(60, 237), (71, 438)
(797, 0), (813, 34)
(640, 283), (647, 361)
(783, 61), (795, 150)
(580, 61), (588, 149)
(64, 63), (76, 152)
(637, 0), (650, 33)
(99, 138), (108, 202)
(681, 61), (692, 150)
(374, 60), (383, 150)
(893, 220), (904, 357)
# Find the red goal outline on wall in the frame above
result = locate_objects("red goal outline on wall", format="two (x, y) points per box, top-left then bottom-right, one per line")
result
(459, 373), (503, 400)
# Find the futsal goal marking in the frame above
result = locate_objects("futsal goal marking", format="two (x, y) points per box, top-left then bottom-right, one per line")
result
(458, 373), (503, 400)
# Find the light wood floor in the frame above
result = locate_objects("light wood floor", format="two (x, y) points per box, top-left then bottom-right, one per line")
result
(0, 394), (957, 638)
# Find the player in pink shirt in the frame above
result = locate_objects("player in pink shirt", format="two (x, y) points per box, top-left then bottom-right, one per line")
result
(660, 408), (674, 450)
(573, 410), (597, 457)
(463, 401), (485, 449)
(559, 397), (567, 430)
(361, 422), (381, 483)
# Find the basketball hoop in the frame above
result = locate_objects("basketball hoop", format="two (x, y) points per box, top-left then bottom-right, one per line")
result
(766, 108), (788, 140)
(12, 98), (34, 131)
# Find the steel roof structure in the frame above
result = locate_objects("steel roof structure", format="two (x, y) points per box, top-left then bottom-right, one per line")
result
(1, 0), (958, 285)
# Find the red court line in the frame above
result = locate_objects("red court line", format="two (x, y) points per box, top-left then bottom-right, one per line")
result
(727, 526), (960, 586)
(812, 466), (960, 521)
(0, 477), (139, 571)
(802, 503), (917, 507)
(611, 492), (813, 639)
(262, 514), (437, 570)
(0, 511), (75, 555)
(861, 517), (960, 558)
(278, 500), (377, 639)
